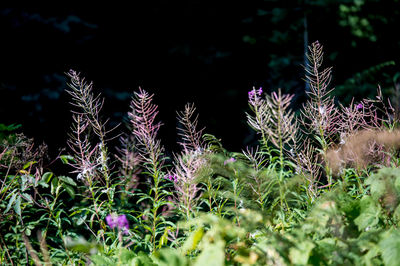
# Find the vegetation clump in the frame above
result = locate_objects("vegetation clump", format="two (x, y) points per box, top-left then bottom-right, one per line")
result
(2, 42), (400, 265)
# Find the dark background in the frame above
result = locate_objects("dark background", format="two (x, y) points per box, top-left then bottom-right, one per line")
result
(0, 2), (399, 155)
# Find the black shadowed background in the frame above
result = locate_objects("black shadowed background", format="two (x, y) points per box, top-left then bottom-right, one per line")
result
(0, 3), (399, 156)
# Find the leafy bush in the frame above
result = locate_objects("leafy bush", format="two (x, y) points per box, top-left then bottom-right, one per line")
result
(2, 41), (400, 265)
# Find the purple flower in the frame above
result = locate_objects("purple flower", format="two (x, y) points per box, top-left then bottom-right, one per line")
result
(224, 157), (236, 165)
(164, 174), (178, 182)
(106, 214), (117, 229)
(248, 90), (255, 98)
(248, 87), (263, 99)
(117, 214), (129, 233)
(106, 214), (129, 234)
(356, 103), (363, 110)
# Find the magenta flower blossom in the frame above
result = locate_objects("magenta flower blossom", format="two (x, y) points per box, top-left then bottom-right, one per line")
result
(106, 214), (117, 229)
(356, 103), (363, 110)
(224, 157), (236, 165)
(106, 214), (129, 234)
(164, 174), (178, 182)
(248, 87), (263, 98)
(117, 215), (129, 231)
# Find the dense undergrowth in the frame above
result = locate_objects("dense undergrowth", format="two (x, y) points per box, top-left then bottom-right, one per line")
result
(2, 41), (400, 265)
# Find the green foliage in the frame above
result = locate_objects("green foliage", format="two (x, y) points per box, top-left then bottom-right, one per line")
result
(3, 43), (400, 265)
(379, 229), (400, 266)
(354, 196), (380, 231)
(0, 123), (21, 140)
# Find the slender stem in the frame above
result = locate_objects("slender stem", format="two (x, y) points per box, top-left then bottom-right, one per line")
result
(276, 96), (290, 213)
(87, 178), (106, 243)
(0, 233), (14, 266)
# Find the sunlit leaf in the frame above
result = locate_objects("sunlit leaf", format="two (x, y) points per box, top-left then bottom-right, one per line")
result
(4, 192), (17, 214)
(378, 229), (400, 266)
(354, 196), (381, 231)
(194, 240), (225, 266)
(58, 175), (77, 186)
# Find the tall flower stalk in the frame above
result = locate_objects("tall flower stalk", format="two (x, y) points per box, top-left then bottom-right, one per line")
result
(171, 151), (204, 220)
(66, 70), (114, 217)
(265, 89), (298, 172)
(301, 41), (339, 189)
(129, 88), (168, 251)
(247, 88), (298, 212)
(66, 71), (111, 188)
(247, 87), (270, 149)
(65, 70), (117, 246)
(116, 133), (140, 202)
(173, 103), (207, 219)
(177, 103), (204, 152)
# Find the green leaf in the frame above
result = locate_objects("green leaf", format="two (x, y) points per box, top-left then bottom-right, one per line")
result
(181, 227), (204, 254)
(58, 175), (77, 186)
(314, 135), (325, 148)
(118, 248), (136, 263)
(22, 193), (33, 203)
(14, 196), (21, 217)
(23, 161), (37, 170)
(51, 177), (58, 195)
(90, 254), (114, 266)
(354, 196), (381, 231)
(362, 245), (380, 266)
(60, 155), (75, 164)
(367, 167), (400, 201)
(366, 177), (386, 202)
(76, 214), (87, 226)
(131, 251), (157, 266)
(62, 184), (75, 199)
(65, 237), (101, 254)
(394, 205), (400, 225)
(395, 176), (400, 193)
(4, 193), (17, 214)
(42, 172), (53, 183)
(154, 248), (187, 266)
(378, 229), (400, 266)
(289, 241), (315, 265)
(0, 123), (21, 131)
(158, 228), (169, 249)
(194, 240), (225, 266)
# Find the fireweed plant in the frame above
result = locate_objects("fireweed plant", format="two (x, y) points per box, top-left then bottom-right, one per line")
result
(3, 41), (400, 265)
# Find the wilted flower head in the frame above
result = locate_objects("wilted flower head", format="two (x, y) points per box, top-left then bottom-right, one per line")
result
(106, 214), (129, 234)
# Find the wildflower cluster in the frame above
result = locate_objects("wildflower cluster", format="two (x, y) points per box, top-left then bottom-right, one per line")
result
(3, 41), (400, 265)
(106, 214), (129, 235)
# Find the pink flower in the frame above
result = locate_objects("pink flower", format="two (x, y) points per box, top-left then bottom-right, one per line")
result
(356, 103), (363, 110)
(164, 174), (178, 182)
(106, 214), (117, 229)
(106, 214), (129, 234)
(248, 87), (263, 99)
(224, 157), (236, 165)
